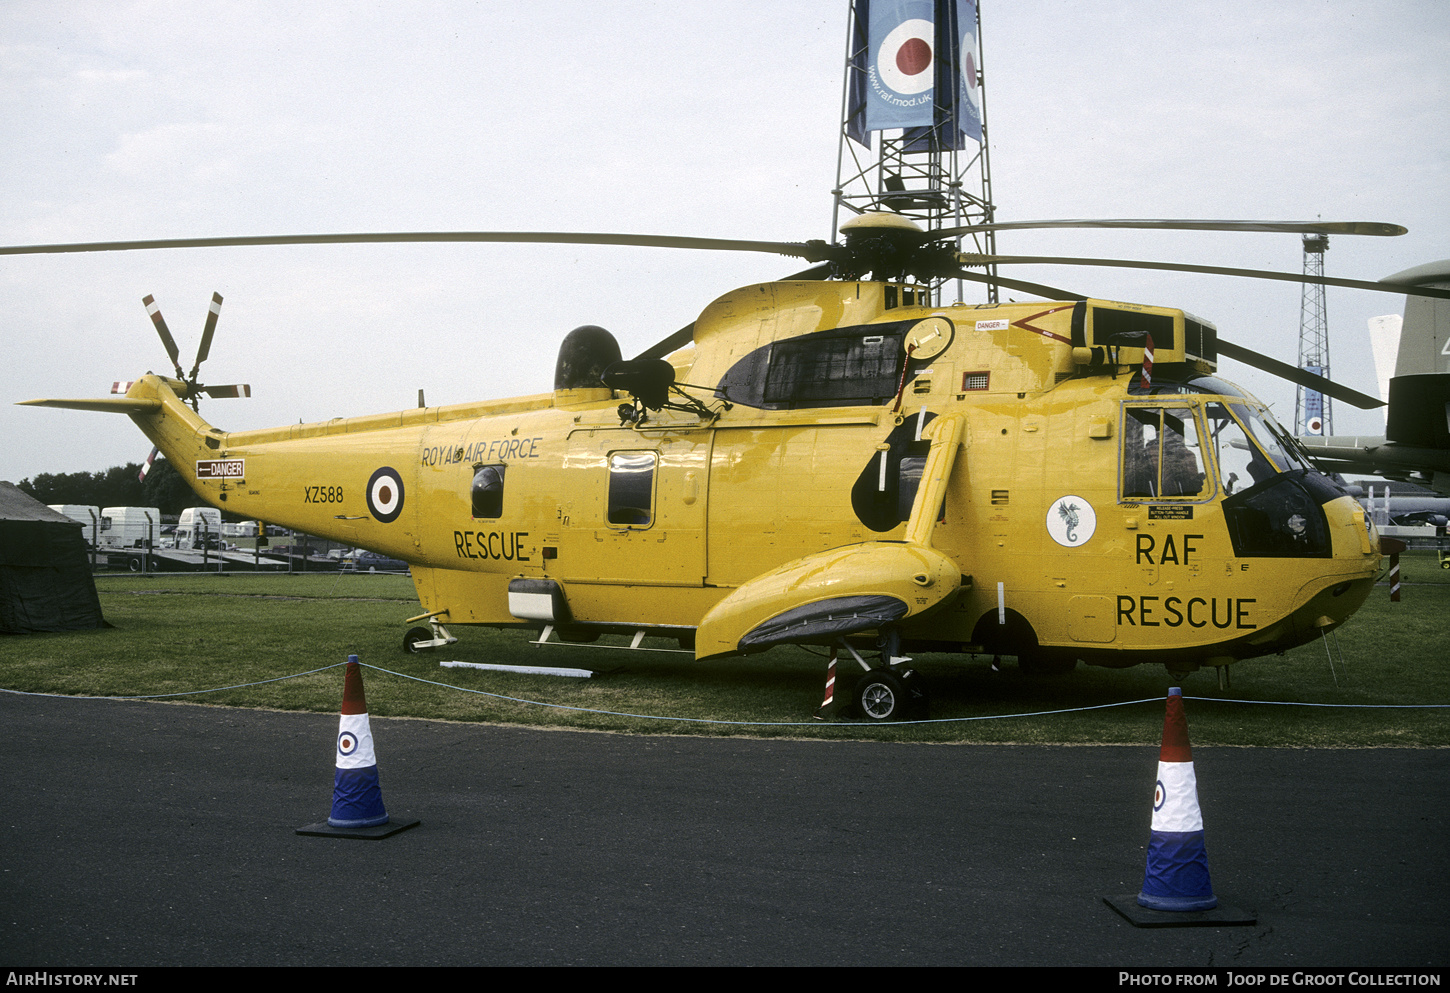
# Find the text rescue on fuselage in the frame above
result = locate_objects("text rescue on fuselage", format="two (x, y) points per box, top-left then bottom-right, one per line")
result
(1123, 531), (1257, 629)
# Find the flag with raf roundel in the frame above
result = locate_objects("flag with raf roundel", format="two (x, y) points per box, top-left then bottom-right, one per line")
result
(848, 0), (981, 147)
(328, 655), (389, 828)
(865, 0), (937, 131)
(1137, 687), (1217, 911)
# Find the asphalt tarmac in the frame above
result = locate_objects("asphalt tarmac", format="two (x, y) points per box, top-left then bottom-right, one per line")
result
(1, 692), (1446, 968)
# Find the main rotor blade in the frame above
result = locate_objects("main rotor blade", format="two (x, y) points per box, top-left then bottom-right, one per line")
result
(1216, 339), (1384, 410)
(0, 231), (816, 260)
(781, 262), (835, 280)
(633, 263), (834, 361)
(142, 295), (185, 379)
(635, 323), (696, 362)
(960, 254), (1450, 301)
(936, 219), (1408, 239)
(947, 269), (1087, 301)
(190, 292), (223, 381)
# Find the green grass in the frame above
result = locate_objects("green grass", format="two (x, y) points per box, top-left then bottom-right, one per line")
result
(2, 557), (1447, 746)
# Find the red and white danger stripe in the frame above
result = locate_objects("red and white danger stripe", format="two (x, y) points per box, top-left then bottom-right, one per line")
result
(1140, 333), (1155, 390)
(819, 648), (838, 711)
(137, 447), (158, 483)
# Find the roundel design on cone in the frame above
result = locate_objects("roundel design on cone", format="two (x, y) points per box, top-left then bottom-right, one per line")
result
(338, 730), (359, 756)
(366, 466), (405, 523)
(876, 19), (934, 96)
(1153, 780), (1166, 811)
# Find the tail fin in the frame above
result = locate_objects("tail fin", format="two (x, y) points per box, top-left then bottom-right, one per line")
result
(1386, 261), (1450, 379)
(19, 375), (226, 483)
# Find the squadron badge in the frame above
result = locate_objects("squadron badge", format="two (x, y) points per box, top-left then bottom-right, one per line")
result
(1046, 495), (1096, 548)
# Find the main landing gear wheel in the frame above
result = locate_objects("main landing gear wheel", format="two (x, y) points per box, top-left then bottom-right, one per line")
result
(128, 557), (142, 573)
(854, 669), (928, 722)
(403, 626), (432, 653)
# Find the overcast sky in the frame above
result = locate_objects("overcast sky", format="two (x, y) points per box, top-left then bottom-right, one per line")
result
(3, 0), (1447, 484)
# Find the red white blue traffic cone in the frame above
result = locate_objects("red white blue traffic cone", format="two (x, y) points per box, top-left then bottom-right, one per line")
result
(1137, 687), (1217, 911)
(328, 655), (389, 828)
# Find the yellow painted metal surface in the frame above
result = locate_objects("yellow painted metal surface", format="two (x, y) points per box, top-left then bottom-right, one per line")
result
(35, 278), (1384, 673)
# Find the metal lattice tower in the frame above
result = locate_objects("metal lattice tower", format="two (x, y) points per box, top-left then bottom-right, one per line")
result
(832, 1), (998, 304)
(1295, 233), (1333, 436)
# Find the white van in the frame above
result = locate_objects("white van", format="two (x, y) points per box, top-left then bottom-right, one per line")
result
(99, 507), (162, 549)
(48, 505), (103, 547)
(175, 507), (224, 550)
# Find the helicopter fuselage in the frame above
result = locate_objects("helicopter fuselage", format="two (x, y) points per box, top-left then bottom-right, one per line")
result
(112, 278), (1381, 674)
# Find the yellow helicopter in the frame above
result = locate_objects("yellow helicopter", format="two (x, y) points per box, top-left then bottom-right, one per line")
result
(17, 212), (1442, 719)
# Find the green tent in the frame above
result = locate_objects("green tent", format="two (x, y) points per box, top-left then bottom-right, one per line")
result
(0, 481), (107, 634)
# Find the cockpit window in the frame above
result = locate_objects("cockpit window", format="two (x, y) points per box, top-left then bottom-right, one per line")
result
(1122, 405), (1209, 500)
(1236, 404), (1311, 472)
(1204, 404), (1280, 495)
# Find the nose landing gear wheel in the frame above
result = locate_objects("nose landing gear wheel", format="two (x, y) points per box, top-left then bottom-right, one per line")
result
(854, 669), (927, 721)
(858, 672), (902, 720)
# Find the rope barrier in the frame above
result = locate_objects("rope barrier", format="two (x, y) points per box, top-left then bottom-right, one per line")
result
(2, 662), (1446, 727)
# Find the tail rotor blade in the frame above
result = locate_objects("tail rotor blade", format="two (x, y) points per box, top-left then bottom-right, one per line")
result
(200, 384), (251, 399)
(190, 292), (223, 380)
(143, 294), (185, 378)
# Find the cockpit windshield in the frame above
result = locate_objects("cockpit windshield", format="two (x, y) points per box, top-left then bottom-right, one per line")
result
(1204, 402), (1301, 494)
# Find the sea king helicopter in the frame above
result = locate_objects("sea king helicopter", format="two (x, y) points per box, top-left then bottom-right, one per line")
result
(17, 213), (1444, 719)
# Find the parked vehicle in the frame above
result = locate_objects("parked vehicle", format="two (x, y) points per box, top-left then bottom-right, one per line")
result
(47, 505), (102, 547)
(346, 551), (410, 574)
(173, 507), (224, 550)
(98, 507), (161, 549)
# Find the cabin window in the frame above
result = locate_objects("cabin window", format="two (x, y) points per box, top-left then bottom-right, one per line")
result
(471, 464), (506, 519)
(1121, 405), (1209, 500)
(607, 451), (656, 527)
(762, 332), (900, 407)
(714, 322), (920, 410)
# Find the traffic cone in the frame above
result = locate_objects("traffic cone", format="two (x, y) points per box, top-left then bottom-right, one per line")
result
(328, 655), (389, 828)
(1137, 687), (1217, 911)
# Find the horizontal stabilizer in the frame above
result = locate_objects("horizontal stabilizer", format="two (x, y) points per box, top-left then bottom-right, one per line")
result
(17, 397), (162, 413)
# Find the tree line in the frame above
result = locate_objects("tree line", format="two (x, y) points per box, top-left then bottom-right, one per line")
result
(17, 459), (198, 516)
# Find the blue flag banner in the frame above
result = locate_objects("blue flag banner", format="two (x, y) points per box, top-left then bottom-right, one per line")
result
(865, 0), (937, 132)
(1302, 365), (1326, 434)
(849, 0), (981, 148)
(955, 0), (983, 142)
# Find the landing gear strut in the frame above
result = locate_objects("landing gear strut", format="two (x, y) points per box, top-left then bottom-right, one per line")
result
(402, 613), (458, 654)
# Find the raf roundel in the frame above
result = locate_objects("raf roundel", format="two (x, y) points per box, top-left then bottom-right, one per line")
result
(876, 18), (934, 96)
(338, 730), (359, 757)
(366, 466), (405, 523)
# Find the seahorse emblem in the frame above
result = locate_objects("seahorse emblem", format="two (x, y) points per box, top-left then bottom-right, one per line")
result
(1057, 500), (1081, 543)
